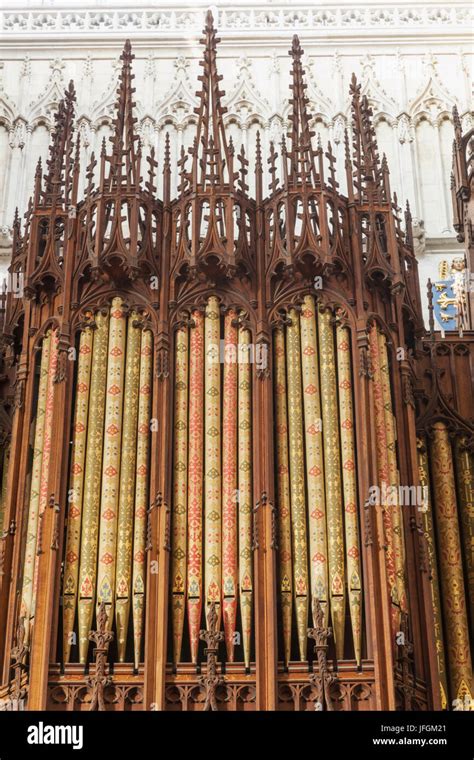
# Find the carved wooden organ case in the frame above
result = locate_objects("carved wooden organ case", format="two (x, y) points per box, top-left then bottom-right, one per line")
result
(0, 13), (472, 712)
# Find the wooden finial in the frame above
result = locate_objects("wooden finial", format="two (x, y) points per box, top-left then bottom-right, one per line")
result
(307, 597), (337, 711)
(190, 8), (231, 189)
(86, 601), (114, 712)
(198, 602), (224, 711)
(10, 616), (29, 706)
(427, 278), (435, 339)
(268, 140), (279, 195)
(287, 32), (318, 187)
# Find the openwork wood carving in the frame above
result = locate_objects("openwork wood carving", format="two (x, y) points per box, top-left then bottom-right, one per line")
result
(0, 10), (471, 714)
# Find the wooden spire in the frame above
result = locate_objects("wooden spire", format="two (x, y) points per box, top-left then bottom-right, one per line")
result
(106, 39), (140, 191)
(287, 35), (319, 188)
(191, 11), (235, 190)
(349, 73), (385, 204)
(42, 80), (76, 207)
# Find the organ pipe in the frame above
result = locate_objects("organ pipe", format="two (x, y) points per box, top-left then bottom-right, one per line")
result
(368, 323), (398, 634)
(454, 437), (474, 634)
(204, 296), (222, 621)
(417, 437), (449, 709)
(318, 307), (345, 660)
(20, 330), (52, 640)
(78, 310), (109, 663)
(96, 297), (126, 629)
(171, 323), (189, 663)
(31, 328), (58, 619)
(238, 324), (253, 669)
(222, 310), (238, 661)
(378, 330), (407, 614)
(336, 320), (362, 665)
(274, 327), (293, 666)
(187, 310), (204, 663)
(132, 328), (152, 668)
(430, 423), (473, 703)
(115, 311), (141, 661)
(300, 296), (328, 624)
(286, 307), (309, 661)
(63, 325), (94, 662)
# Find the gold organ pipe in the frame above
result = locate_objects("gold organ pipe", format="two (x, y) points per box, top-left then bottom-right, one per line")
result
(115, 312), (141, 661)
(318, 308), (345, 659)
(238, 325), (253, 669)
(430, 422), (473, 704)
(31, 328), (58, 619)
(204, 296), (221, 621)
(300, 295), (328, 623)
(20, 330), (52, 640)
(171, 323), (189, 663)
(417, 437), (449, 710)
(286, 307), (308, 661)
(132, 328), (152, 669)
(454, 437), (474, 634)
(336, 321), (362, 665)
(78, 310), (109, 663)
(368, 324), (398, 634)
(378, 331), (407, 614)
(222, 311), (238, 661)
(62, 326), (93, 662)
(97, 297), (125, 627)
(274, 327), (293, 666)
(187, 310), (205, 663)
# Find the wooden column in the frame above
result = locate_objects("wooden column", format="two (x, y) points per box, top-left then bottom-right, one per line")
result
(0, 301), (34, 683)
(253, 351), (278, 710)
(347, 167), (395, 708)
(253, 144), (278, 710)
(148, 155), (172, 712)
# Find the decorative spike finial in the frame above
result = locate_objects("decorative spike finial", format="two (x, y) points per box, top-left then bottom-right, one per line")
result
(287, 34), (319, 188)
(204, 8), (215, 33)
(350, 72), (385, 203)
(405, 199), (413, 247)
(427, 278), (435, 339)
(146, 145), (158, 196)
(255, 130), (263, 202)
(237, 144), (249, 194)
(42, 82), (76, 206)
(74, 133), (81, 165)
(268, 140), (279, 195)
(106, 38), (140, 190)
(188, 9), (231, 190)
(85, 150), (96, 195)
(452, 104), (462, 147)
(255, 130), (262, 169)
(344, 128), (351, 164)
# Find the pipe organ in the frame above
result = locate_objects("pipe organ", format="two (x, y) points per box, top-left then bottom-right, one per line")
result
(0, 12), (472, 712)
(171, 300), (254, 668)
(61, 301), (152, 667)
(416, 427), (473, 707)
(274, 298), (362, 666)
